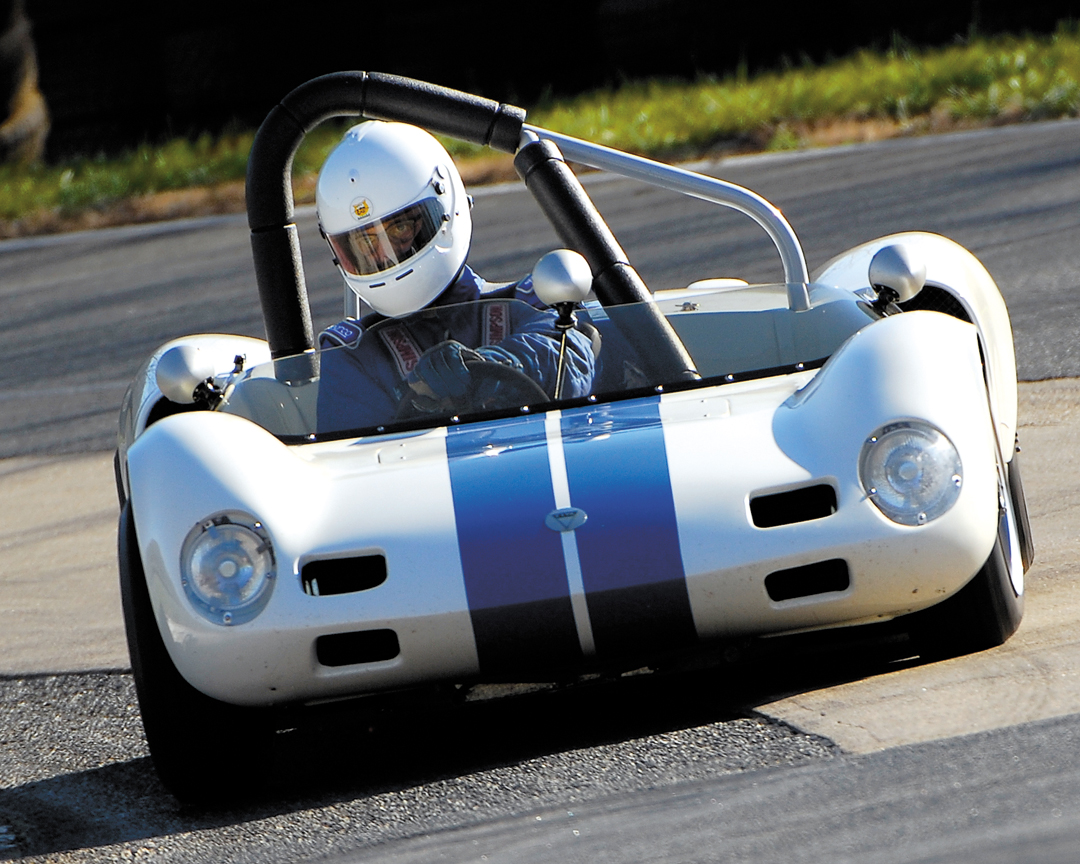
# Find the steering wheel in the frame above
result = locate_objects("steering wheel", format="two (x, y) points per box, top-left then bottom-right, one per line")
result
(396, 358), (549, 420)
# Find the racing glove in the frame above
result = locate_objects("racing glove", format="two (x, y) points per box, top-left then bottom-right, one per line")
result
(471, 345), (526, 406)
(406, 340), (525, 410)
(409, 340), (474, 402)
(474, 344), (525, 371)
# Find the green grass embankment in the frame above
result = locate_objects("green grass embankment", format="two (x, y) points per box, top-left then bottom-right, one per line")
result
(2, 25), (1078, 237)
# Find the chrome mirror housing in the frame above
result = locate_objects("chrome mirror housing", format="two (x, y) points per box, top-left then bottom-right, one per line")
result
(869, 244), (926, 305)
(531, 249), (593, 307)
(156, 344), (215, 404)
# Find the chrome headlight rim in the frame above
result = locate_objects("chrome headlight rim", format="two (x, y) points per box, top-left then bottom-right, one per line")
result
(180, 511), (276, 626)
(859, 419), (963, 527)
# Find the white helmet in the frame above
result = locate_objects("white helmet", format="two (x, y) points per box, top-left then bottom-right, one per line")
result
(316, 121), (471, 318)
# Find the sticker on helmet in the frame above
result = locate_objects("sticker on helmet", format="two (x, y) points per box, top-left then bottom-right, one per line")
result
(351, 198), (371, 220)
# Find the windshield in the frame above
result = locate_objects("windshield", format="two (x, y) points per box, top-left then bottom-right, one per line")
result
(219, 283), (875, 441)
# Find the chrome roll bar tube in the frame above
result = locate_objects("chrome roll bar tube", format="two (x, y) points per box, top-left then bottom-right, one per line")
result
(523, 125), (810, 286)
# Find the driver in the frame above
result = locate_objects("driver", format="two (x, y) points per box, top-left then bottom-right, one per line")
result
(314, 120), (596, 432)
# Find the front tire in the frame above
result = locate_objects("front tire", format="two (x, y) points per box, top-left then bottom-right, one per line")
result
(1007, 439), (1035, 573)
(118, 503), (274, 803)
(905, 482), (1025, 659)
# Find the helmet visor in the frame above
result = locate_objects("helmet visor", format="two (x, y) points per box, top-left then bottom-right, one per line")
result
(327, 197), (445, 277)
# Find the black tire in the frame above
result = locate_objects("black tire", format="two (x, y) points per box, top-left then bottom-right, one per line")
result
(1007, 439), (1035, 573)
(904, 497), (1025, 660)
(118, 503), (275, 803)
(112, 449), (126, 510)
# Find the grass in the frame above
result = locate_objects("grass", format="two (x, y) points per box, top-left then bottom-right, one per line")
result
(530, 23), (1080, 155)
(1, 23), (1078, 235)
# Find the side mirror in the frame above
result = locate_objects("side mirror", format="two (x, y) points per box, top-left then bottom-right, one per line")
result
(156, 345), (215, 404)
(869, 244), (926, 305)
(531, 249), (593, 307)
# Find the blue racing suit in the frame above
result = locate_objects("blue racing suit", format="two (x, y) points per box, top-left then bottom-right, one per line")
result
(316, 266), (596, 432)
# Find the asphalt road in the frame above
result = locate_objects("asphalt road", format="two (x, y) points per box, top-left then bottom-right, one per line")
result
(0, 118), (1078, 458)
(1, 120), (1080, 861)
(2, 667), (1079, 864)
(339, 713), (1080, 864)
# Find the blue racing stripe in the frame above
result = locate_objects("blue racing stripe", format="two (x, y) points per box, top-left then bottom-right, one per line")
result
(561, 398), (697, 662)
(447, 416), (582, 677)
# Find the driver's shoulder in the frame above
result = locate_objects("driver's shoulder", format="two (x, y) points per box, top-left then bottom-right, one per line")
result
(480, 274), (548, 311)
(319, 318), (364, 349)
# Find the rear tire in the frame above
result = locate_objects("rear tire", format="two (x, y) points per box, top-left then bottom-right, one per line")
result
(118, 503), (274, 804)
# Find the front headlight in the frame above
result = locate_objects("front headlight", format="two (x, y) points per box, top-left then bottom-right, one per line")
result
(859, 421), (962, 526)
(180, 512), (275, 625)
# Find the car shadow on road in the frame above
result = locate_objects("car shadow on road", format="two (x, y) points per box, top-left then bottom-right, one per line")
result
(0, 629), (927, 859)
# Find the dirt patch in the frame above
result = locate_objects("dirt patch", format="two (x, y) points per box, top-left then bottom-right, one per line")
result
(0, 181), (247, 239)
(788, 109), (1027, 148)
(0, 155), (521, 240)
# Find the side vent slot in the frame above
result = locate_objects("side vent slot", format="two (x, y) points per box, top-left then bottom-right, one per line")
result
(316, 629), (400, 667)
(302, 555), (387, 596)
(765, 559), (850, 602)
(751, 484), (837, 528)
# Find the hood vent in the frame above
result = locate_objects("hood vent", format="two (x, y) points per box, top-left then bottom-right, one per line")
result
(765, 559), (850, 602)
(751, 483), (837, 528)
(302, 555), (387, 596)
(316, 629), (400, 667)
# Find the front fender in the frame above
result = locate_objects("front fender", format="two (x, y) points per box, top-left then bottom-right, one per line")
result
(774, 310), (999, 581)
(117, 334), (272, 500)
(814, 232), (1017, 462)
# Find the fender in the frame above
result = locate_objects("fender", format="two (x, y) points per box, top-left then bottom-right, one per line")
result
(117, 334), (272, 497)
(814, 232), (1017, 463)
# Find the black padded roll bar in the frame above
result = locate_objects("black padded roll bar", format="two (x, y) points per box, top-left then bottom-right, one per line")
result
(246, 72), (526, 359)
(514, 138), (699, 383)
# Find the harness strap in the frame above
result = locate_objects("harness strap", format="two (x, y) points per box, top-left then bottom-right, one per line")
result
(483, 301), (509, 345)
(378, 325), (424, 377)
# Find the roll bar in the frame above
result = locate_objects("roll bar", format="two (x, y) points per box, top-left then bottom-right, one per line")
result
(513, 135), (698, 381)
(524, 126), (810, 285)
(247, 72), (810, 370)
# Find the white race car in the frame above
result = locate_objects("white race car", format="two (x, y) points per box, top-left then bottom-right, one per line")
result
(115, 72), (1032, 801)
